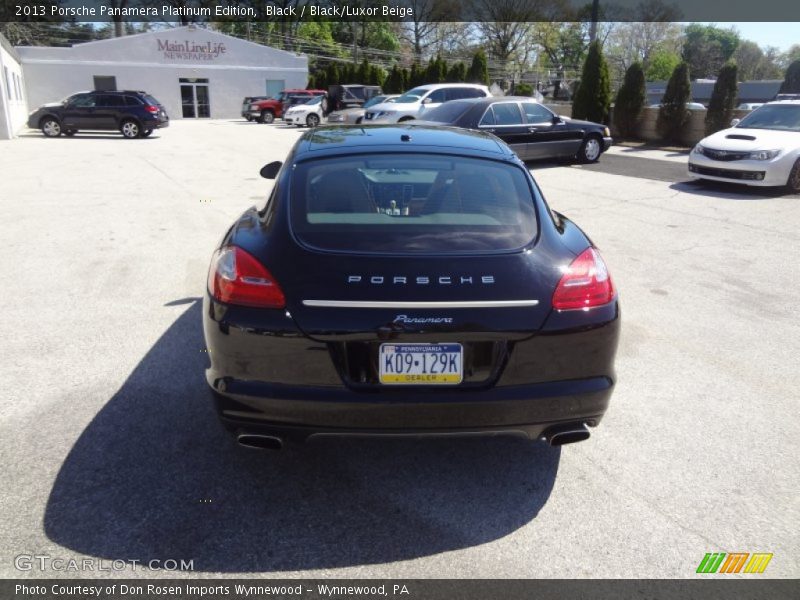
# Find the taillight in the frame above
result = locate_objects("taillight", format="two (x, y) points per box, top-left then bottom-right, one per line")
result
(207, 246), (286, 308)
(145, 105), (159, 114)
(552, 247), (615, 311)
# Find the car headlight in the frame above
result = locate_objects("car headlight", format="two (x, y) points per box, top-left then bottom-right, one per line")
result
(374, 111), (395, 118)
(692, 144), (705, 155)
(250, 104), (258, 110)
(603, 127), (610, 137)
(748, 149), (780, 161)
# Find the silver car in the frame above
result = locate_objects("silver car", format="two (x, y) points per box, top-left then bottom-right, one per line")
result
(326, 95), (399, 125)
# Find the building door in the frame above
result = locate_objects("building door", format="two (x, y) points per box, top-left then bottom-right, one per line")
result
(266, 79), (284, 98)
(179, 78), (210, 118)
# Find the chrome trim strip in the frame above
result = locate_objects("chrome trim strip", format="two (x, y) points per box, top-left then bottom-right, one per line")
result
(302, 300), (539, 309)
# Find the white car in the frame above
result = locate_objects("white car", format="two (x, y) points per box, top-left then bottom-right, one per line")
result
(363, 83), (490, 124)
(649, 102), (706, 110)
(283, 95), (324, 128)
(688, 99), (800, 192)
(737, 103), (763, 111)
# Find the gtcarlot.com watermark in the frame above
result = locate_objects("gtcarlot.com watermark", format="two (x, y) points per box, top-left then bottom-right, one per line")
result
(14, 554), (194, 572)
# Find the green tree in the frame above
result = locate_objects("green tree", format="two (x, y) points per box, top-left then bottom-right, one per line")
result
(409, 62), (424, 88)
(425, 55), (446, 83)
(784, 45), (800, 67)
(384, 65), (401, 93)
(446, 62), (468, 82)
(682, 24), (740, 80)
(733, 40), (782, 81)
(779, 59), (800, 93)
(326, 62), (340, 87)
(705, 61), (739, 135)
(369, 64), (387, 87)
(646, 49), (681, 81)
(614, 62), (647, 139)
(657, 62), (692, 143)
(467, 49), (490, 85)
(306, 74), (316, 90)
(515, 82), (534, 96)
(572, 41), (612, 124)
(357, 58), (370, 83)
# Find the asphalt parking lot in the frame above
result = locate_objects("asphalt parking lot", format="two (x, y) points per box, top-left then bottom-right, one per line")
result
(0, 119), (798, 579)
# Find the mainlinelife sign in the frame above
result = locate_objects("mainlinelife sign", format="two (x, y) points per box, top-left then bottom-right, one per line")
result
(157, 39), (226, 61)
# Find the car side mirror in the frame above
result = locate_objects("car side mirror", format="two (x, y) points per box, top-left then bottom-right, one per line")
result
(730, 118), (740, 127)
(259, 161), (282, 179)
(422, 97), (433, 105)
(552, 115), (562, 124)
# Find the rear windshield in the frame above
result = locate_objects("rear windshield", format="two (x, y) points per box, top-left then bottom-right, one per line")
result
(290, 153), (537, 254)
(143, 94), (161, 106)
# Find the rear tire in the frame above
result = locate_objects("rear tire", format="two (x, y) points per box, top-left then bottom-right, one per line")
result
(306, 113), (320, 128)
(120, 119), (141, 139)
(787, 159), (800, 194)
(41, 118), (61, 137)
(245, 116), (253, 122)
(577, 135), (602, 163)
(260, 110), (275, 124)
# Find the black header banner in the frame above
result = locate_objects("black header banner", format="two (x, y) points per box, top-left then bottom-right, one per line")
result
(1, 0), (799, 23)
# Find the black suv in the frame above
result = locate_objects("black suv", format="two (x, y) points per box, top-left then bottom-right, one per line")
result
(28, 90), (169, 139)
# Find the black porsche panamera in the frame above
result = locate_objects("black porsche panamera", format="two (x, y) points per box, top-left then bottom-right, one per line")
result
(203, 125), (619, 450)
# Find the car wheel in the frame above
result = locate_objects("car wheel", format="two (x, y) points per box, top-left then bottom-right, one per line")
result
(64, 129), (77, 137)
(141, 129), (153, 138)
(306, 114), (320, 128)
(578, 135), (602, 163)
(787, 159), (800, 194)
(260, 110), (275, 124)
(355, 117), (363, 124)
(120, 120), (141, 139)
(41, 118), (62, 137)
(245, 116), (253, 122)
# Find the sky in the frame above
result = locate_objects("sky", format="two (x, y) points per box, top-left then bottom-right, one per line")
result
(703, 22), (799, 51)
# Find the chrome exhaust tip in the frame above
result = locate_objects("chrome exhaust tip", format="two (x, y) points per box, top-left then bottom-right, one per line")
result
(237, 433), (284, 451)
(543, 423), (591, 446)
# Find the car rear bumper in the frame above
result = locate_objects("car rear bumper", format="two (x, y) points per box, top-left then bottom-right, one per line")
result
(210, 376), (613, 441)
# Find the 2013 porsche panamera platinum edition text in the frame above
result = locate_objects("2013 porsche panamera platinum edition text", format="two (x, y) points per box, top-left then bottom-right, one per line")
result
(203, 125), (620, 450)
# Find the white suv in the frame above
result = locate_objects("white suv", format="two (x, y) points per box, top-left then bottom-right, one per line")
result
(364, 83), (491, 124)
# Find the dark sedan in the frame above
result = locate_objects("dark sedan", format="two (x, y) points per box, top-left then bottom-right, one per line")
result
(204, 125), (619, 450)
(419, 97), (613, 163)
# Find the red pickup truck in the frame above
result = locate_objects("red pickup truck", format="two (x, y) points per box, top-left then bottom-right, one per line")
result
(247, 89), (327, 123)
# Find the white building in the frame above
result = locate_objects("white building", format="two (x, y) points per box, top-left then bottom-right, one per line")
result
(0, 33), (28, 139)
(16, 26), (308, 122)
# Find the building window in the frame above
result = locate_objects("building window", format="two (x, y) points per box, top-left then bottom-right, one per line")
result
(3, 67), (10, 100)
(13, 73), (21, 100)
(93, 76), (117, 91)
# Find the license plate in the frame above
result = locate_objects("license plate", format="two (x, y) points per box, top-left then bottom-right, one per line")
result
(379, 343), (462, 385)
